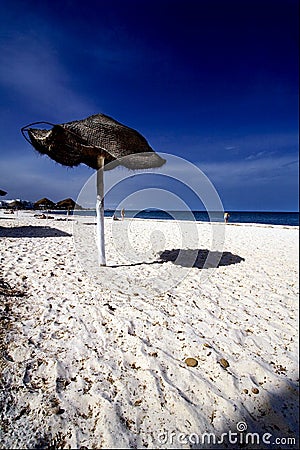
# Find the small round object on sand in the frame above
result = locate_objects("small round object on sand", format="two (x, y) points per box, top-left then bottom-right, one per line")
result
(185, 357), (198, 367)
(219, 358), (230, 369)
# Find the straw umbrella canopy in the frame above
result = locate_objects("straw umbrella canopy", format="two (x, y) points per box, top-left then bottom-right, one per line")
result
(8, 200), (23, 209)
(55, 198), (82, 210)
(34, 197), (55, 210)
(21, 113), (165, 265)
(0, 189), (7, 196)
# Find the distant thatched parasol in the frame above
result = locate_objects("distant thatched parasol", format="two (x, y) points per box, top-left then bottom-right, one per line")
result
(8, 200), (23, 209)
(0, 189), (7, 196)
(55, 198), (82, 210)
(34, 197), (55, 210)
(21, 113), (165, 265)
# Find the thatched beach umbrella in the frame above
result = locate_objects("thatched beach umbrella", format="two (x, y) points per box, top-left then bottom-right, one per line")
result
(8, 199), (23, 209)
(0, 189), (7, 196)
(55, 198), (81, 210)
(21, 113), (165, 266)
(34, 197), (55, 210)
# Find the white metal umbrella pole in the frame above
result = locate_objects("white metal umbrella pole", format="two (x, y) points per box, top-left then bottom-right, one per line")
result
(96, 156), (106, 266)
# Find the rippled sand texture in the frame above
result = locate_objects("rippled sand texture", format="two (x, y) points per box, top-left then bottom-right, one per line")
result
(0, 212), (298, 449)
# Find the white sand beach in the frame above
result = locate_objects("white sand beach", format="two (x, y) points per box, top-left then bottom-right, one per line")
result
(0, 212), (299, 449)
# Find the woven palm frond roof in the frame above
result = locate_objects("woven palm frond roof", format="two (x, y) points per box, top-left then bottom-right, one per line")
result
(55, 198), (82, 209)
(22, 114), (165, 170)
(34, 197), (55, 209)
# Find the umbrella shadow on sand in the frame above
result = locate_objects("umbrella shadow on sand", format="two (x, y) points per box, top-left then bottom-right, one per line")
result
(0, 226), (71, 238)
(159, 249), (245, 269)
(111, 249), (244, 269)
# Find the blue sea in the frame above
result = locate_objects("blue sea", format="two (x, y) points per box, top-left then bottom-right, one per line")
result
(126, 210), (299, 226)
(67, 209), (299, 226)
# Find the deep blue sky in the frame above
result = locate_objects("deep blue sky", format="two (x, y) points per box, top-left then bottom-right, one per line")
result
(0, 0), (298, 211)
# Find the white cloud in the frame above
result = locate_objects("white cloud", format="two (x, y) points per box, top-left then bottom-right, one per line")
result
(0, 153), (93, 202)
(0, 148), (298, 209)
(198, 155), (299, 187)
(245, 150), (272, 160)
(0, 35), (96, 120)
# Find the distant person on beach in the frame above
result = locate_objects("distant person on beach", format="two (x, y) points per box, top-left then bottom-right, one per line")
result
(112, 214), (119, 221)
(224, 212), (230, 223)
(121, 208), (125, 221)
